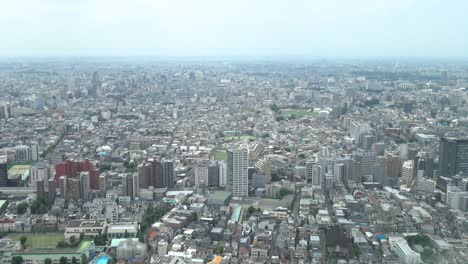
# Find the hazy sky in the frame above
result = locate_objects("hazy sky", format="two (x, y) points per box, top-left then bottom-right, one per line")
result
(1, 0), (467, 58)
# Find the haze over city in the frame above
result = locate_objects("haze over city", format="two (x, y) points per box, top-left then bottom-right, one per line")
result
(1, 0), (468, 58)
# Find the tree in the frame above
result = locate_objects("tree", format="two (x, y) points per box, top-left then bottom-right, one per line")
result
(271, 173), (280, 182)
(247, 206), (255, 218)
(80, 255), (88, 264)
(278, 188), (293, 199)
(16, 202), (29, 215)
(30, 197), (49, 214)
(215, 245), (224, 254)
(44, 258), (52, 264)
(20, 236), (27, 249)
(71, 257), (77, 264)
(191, 212), (198, 222)
(12, 256), (23, 264)
(59, 257), (67, 264)
(124, 230), (129, 238)
(69, 235), (76, 245)
(270, 104), (280, 113)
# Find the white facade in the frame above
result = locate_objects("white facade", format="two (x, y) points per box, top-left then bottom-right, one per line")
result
(227, 146), (249, 197)
(389, 236), (420, 264)
(402, 160), (415, 186)
(29, 164), (50, 187)
(218, 161), (227, 187)
(417, 178), (435, 193)
(194, 162), (209, 190)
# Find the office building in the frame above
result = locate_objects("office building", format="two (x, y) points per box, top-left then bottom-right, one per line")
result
(79, 172), (90, 201)
(353, 151), (376, 182)
(362, 134), (376, 151)
(59, 176), (67, 199)
(36, 179), (45, 199)
(439, 137), (468, 177)
(194, 161), (209, 190)
(132, 173), (139, 199)
(333, 163), (345, 183)
(99, 174), (106, 197)
(47, 178), (55, 203)
(0, 156), (8, 187)
(208, 164), (220, 187)
(312, 165), (322, 187)
(227, 146), (249, 197)
(14, 145), (31, 162)
(305, 160), (315, 183)
(160, 159), (174, 188)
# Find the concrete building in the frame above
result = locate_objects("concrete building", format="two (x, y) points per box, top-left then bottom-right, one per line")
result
(80, 172), (91, 201)
(47, 178), (55, 204)
(439, 137), (468, 177)
(218, 161), (227, 187)
(65, 220), (107, 241)
(59, 176), (67, 199)
(0, 156), (7, 187)
(99, 174), (106, 197)
(227, 146), (249, 197)
(402, 160), (415, 186)
(68, 178), (80, 200)
(389, 236), (421, 264)
(194, 161), (209, 191)
(353, 151), (376, 182)
(107, 223), (138, 238)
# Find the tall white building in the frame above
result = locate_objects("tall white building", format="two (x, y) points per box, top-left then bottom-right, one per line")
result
(80, 172), (90, 201)
(218, 161), (227, 187)
(194, 160), (209, 191)
(30, 163), (50, 187)
(402, 160), (415, 186)
(227, 146), (249, 197)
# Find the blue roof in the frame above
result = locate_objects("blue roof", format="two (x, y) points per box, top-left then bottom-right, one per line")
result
(97, 256), (111, 264)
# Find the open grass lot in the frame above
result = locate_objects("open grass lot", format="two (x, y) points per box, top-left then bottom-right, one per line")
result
(280, 108), (317, 118)
(223, 135), (255, 141)
(214, 150), (227, 161)
(7, 233), (63, 249)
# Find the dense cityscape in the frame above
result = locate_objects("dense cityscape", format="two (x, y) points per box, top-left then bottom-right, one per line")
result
(0, 58), (467, 264)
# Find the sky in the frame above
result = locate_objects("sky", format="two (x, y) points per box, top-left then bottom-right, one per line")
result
(0, 0), (467, 58)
